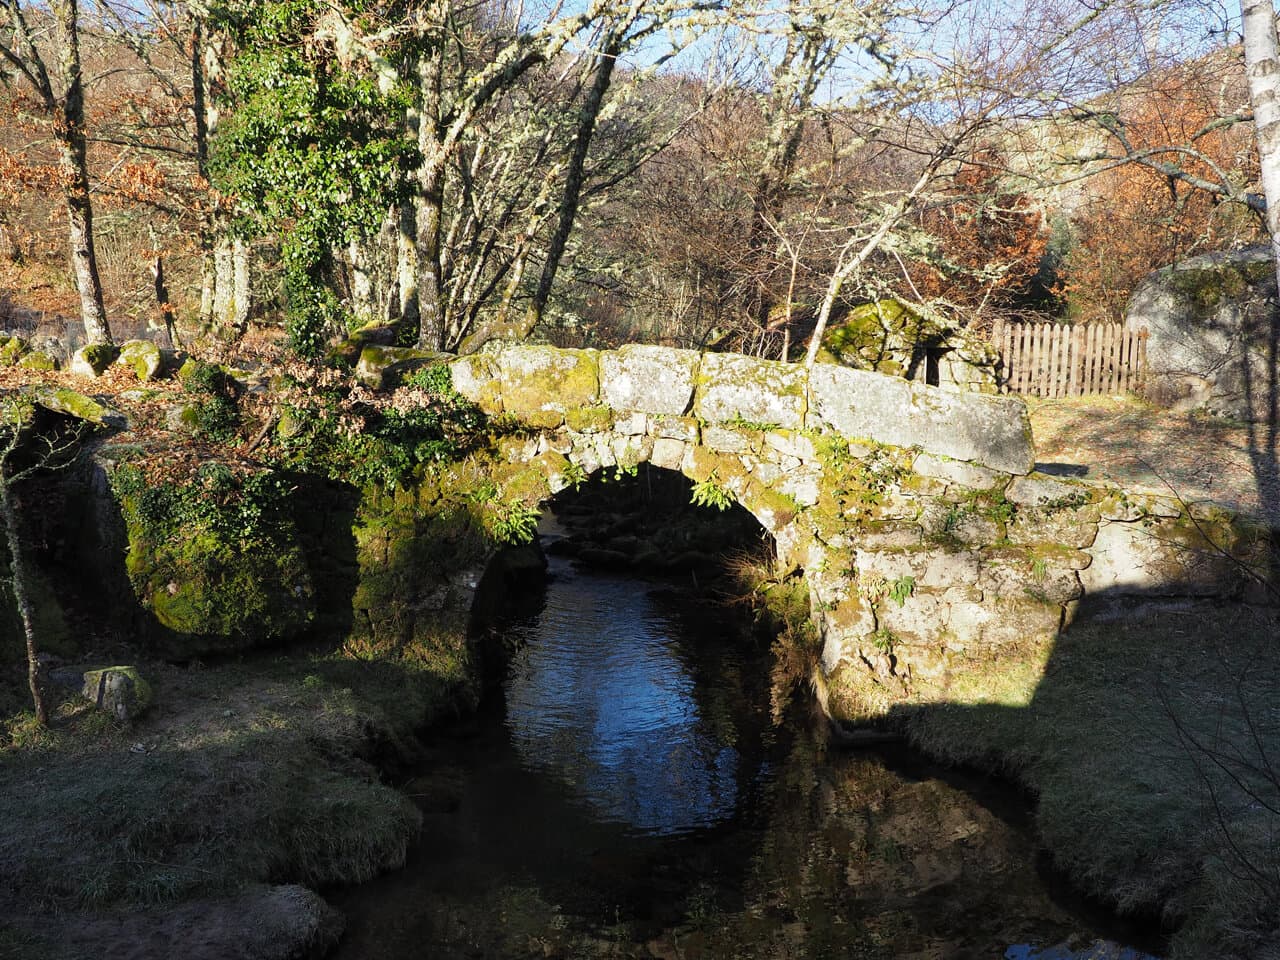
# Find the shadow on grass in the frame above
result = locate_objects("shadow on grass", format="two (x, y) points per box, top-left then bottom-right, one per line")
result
(884, 583), (1280, 959)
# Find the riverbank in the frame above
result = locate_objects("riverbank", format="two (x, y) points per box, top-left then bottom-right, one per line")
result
(889, 599), (1279, 959)
(0, 640), (477, 960)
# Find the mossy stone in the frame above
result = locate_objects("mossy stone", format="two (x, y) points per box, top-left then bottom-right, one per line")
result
(116, 339), (163, 382)
(72, 343), (120, 377)
(31, 386), (121, 426)
(80, 665), (153, 722)
(565, 405), (613, 433)
(0, 336), (28, 366)
(17, 350), (56, 372)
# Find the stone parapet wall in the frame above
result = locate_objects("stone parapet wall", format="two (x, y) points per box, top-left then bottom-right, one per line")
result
(449, 343), (1035, 475)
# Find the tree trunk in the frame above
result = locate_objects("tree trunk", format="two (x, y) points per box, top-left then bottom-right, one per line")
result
(349, 238), (375, 325)
(1239, 0), (1280, 581)
(51, 0), (111, 346)
(1242, 0), (1280, 283)
(527, 36), (622, 330)
(232, 236), (250, 330)
(1, 463), (46, 725)
(151, 250), (181, 349)
(415, 159), (446, 351)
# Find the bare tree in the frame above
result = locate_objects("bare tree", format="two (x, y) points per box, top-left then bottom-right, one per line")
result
(0, 397), (89, 725)
(0, 0), (114, 345)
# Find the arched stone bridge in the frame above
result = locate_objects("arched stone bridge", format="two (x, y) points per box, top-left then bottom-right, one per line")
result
(444, 344), (1269, 721)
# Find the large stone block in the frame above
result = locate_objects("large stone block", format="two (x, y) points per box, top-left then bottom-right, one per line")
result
(806, 364), (1034, 475)
(448, 354), (503, 414)
(493, 346), (600, 427)
(1126, 245), (1277, 419)
(695, 353), (806, 429)
(1081, 518), (1239, 596)
(600, 344), (699, 415)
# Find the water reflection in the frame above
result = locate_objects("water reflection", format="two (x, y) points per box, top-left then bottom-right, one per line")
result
(1006, 943), (1161, 960)
(504, 560), (742, 835)
(329, 549), (1165, 960)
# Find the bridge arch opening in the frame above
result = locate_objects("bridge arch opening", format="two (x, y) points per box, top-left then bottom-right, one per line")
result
(466, 459), (818, 842)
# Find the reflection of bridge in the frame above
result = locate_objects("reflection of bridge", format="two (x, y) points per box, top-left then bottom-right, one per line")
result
(445, 344), (1268, 723)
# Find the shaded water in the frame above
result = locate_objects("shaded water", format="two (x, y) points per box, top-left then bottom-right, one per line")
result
(331, 542), (1162, 960)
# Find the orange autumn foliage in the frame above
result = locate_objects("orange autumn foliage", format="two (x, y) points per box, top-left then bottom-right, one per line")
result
(905, 148), (1047, 325)
(1062, 76), (1263, 323)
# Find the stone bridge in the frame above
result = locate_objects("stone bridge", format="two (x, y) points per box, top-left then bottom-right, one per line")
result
(443, 344), (1272, 721)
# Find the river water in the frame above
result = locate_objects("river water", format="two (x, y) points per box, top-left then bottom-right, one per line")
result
(331, 532), (1162, 960)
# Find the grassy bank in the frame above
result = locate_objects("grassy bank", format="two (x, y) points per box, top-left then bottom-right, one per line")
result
(890, 601), (1279, 959)
(0, 630), (477, 958)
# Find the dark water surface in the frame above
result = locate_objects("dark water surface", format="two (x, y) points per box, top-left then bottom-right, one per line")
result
(330, 546), (1162, 960)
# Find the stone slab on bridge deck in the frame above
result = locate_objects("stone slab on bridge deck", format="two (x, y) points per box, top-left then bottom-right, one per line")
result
(449, 344), (1035, 476)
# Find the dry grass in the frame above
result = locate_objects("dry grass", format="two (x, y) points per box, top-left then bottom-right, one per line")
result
(0, 644), (485, 921)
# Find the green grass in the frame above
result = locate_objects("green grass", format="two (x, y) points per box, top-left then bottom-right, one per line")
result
(892, 604), (1280, 958)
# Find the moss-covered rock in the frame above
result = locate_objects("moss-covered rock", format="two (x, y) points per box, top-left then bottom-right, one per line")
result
(30, 385), (123, 427)
(0, 335), (29, 366)
(492, 345), (600, 428)
(355, 345), (450, 390)
(71, 343), (120, 378)
(329, 322), (402, 368)
(17, 350), (57, 372)
(48, 665), (153, 722)
(695, 352), (806, 430)
(113, 466), (316, 657)
(116, 339), (163, 382)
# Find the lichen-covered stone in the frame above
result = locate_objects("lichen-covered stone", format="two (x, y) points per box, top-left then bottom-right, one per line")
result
(448, 354), (503, 415)
(115, 339), (163, 382)
(1006, 473), (1092, 507)
(600, 344), (699, 415)
(1081, 517), (1240, 597)
(75, 666), (153, 721)
(71, 343), (119, 378)
(565, 405), (612, 433)
(1127, 245), (1278, 419)
(648, 415), (700, 442)
(807, 364), (1034, 475)
(695, 352), (806, 429)
(912, 452), (1003, 489)
(492, 345), (599, 428)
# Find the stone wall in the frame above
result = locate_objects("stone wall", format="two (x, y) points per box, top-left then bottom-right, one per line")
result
(442, 343), (1273, 724)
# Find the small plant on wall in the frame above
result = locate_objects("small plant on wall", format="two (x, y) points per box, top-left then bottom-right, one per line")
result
(691, 476), (734, 511)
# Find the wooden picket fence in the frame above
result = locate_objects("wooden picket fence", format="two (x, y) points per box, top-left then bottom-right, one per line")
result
(990, 319), (1148, 398)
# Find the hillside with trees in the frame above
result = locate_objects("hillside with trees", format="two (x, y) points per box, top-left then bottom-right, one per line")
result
(0, 0), (1264, 364)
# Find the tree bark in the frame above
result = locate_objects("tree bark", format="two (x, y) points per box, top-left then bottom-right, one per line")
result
(1242, 0), (1280, 282)
(0, 439), (46, 725)
(51, 0), (112, 346)
(526, 36), (622, 330)
(1238, 0), (1280, 580)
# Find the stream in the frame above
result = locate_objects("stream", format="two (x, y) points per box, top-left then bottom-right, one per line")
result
(330, 521), (1163, 960)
